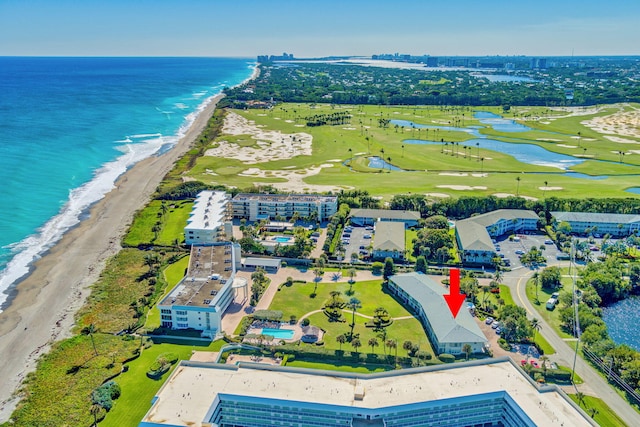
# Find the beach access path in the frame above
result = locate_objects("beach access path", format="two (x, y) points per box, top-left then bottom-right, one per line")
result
(0, 94), (225, 422)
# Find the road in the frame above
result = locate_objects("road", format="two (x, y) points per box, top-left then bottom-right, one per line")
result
(503, 265), (640, 427)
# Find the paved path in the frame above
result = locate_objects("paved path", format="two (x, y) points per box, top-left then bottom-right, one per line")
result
(221, 267), (381, 335)
(503, 266), (640, 426)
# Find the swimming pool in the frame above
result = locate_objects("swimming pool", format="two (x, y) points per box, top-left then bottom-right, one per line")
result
(274, 236), (291, 243)
(261, 328), (294, 339)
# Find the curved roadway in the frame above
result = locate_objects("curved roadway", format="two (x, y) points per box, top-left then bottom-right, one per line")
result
(503, 266), (640, 426)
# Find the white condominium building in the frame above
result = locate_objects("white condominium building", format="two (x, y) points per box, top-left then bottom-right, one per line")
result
(185, 191), (233, 245)
(139, 359), (595, 427)
(232, 193), (338, 222)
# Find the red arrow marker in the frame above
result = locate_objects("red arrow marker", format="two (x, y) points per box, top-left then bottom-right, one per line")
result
(444, 268), (466, 318)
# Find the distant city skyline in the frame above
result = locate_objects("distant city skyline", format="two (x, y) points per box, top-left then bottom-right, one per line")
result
(1, 0), (639, 57)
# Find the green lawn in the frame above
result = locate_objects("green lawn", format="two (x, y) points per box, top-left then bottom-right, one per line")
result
(145, 256), (190, 330)
(123, 200), (193, 247)
(286, 359), (392, 373)
(270, 279), (412, 321)
(268, 278), (434, 357)
(525, 276), (574, 339)
(102, 339), (225, 427)
(568, 394), (628, 427)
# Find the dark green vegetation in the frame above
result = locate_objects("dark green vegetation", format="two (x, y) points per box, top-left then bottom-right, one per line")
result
(224, 59), (640, 106)
(528, 251), (640, 407)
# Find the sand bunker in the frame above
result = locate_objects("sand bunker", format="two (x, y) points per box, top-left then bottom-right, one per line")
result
(439, 172), (468, 177)
(557, 144), (578, 148)
(204, 112), (312, 164)
(425, 193), (450, 198)
(493, 193), (538, 201)
(581, 107), (640, 139)
(538, 186), (563, 191)
(604, 135), (640, 144)
(239, 164), (351, 193)
(437, 185), (487, 190)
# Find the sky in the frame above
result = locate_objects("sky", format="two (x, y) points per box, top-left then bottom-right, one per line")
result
(1, 0), (639, 57)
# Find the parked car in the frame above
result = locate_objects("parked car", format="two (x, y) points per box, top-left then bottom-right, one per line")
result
(515, 249), (525, 255)
(495, 328), (502, 335)
(485, 317), (494, 325)
(363, 234), (371, 239)
(520, 359), (528, 366)
(491, 321), (500, 329)
(544, 239), (554, 245)
(530, 361), (539, 368)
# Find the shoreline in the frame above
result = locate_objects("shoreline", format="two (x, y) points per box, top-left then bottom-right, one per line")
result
(0, 85), (231, 419)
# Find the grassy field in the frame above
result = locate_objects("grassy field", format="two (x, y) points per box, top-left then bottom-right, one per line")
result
(268, 279), (434, 357)
(101, 339), (225, 427)
(568, 394), (628, 427)
(186, 103), (640, 199)
(285, 359), (393, 373)
(123, 200), (193, 247)
(525, 275), (576, 339)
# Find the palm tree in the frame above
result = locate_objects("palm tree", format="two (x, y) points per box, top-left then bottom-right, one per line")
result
(386, 339), (398, 364)
(476, 142), (480, 161)
(82, 323), (98, 356)
(530, 318), (541, 342)
(532, 272), (540, 303)
(539, 355), (549, 375)
(351, 337), (362, 353)
(543, 181), (548, 198)
(348, 297), (362, 336)
(348, 267), (356, 284)
(336, 334), (346, 350)
(368, 337), (379, 354)
(348, 147), (352, 164)
(403, 340), (414, 356)
(516, 176), (521, 197)
(462, 343), (472, 361)
(576, 391), (586, 407)
(401, 144), (405, 157)
(90, 403), (102, 427)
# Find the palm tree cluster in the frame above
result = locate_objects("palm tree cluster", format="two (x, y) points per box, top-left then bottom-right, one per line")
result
(304, 111), (351, 127)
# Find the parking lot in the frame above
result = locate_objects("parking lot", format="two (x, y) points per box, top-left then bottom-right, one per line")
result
(341, 223), (374, 261)
(494, 232), (562, 269)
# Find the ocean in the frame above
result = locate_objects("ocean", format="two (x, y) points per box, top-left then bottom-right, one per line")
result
(0, 57), (255, 311)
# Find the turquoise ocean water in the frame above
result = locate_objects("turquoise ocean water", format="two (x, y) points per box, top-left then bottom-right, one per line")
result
(0, 57), (254, 310)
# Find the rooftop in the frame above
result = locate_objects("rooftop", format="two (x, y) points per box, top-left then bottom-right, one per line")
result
(551, 211), (640, 224)
(141, 359), (593, 427)
(185, 191), (230, 231)
(373, 221), (405, 252)
(233, 193), (337, 203)
(456, 219), (495, 252)
(159, 244), (234, 308)
(389, 272), (486, 345)
(464, 209), (539, 228)
(350, 208), (420, 220)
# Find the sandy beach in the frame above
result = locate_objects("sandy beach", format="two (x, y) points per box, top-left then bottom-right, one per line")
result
(0, 90), (229, 420)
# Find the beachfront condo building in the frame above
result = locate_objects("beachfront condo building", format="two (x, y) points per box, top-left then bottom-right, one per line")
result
(185, 191), (233, 245)
(387, 272), (488, 355)
(157, 242), (245, 339)
(139, 359), (594, 427)
(231, 193), (338, 222)
(551, 211), (640, 237)
(455, 209), (539, 265)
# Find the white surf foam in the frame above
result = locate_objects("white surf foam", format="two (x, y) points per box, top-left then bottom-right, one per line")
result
(0, 63), (259, 312)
